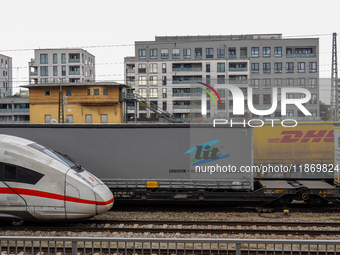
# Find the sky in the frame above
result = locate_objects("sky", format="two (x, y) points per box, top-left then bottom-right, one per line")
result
(0, 0), (339, 103)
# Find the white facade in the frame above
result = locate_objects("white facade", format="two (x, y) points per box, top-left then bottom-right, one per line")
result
(29, 49), (95, 84)
(0, 54), (12, 98)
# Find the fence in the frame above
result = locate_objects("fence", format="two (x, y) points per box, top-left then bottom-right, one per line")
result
(1, 237), (340, 255)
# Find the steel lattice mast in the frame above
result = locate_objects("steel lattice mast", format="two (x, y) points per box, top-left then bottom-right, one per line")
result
(330, 32), (339, 121)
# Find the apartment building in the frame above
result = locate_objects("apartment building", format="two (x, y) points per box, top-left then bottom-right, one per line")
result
(0, 54), (12, 98)
(29, 49), (95, 84)
(124, 34), (319, 121)
(0, 97), (29, 123)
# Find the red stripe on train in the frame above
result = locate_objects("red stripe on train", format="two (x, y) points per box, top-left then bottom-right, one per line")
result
(0, 187), (114, 205)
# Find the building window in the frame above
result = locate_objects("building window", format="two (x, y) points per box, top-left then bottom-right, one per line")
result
(61, 53), (66, 63)
(85, 115), (92, 123)
(253, 94), (259, 105)
(217, 63), (225, 72)
(45, 115), (51, 123)
(274, 78), (282, 86)
(149, 63), (158, 73)
(228, 48), (236, 58)
(41, 78), (48, 83)
(286, 62), (294, 73)
(149, 76), (158, 86)
(251, 79), (259, 88)
(150, 88), (158, 98)
(138, 63), (146, 73)
(298, 62), (305, 73)
(218, 100), (225, 110)
(44, 90), (51, 96)
(263, 47), (271, 57)
(251, 63), (259, 73)
(93, 89), (99, 95)
(251, 47), (259, 57)
(263, 94), (271, 105)
(172, 49), (180, 59)
(66, 90), (72, 96)
(195, 48), (202, 58)
(217, 48), (225, 58)
(309, 78), (317, 89)
(66, 115), (73, 123)
(297, 78), (305, 87)
(206, 63), (210, 72)
(40, 66), (48, 76)
(62, 66), (66, 76)
(162, 101), (167, 111)
(103, 89), (108, 95)
(217, 75), (225, 84)
(310, 94), (317, 104)
(162, 63), (166, 73)
(139, 49), (146, 59)
(183, 49), (191, 59)
(263, 63), (271, 73)
(139, 88), (147, 98)
(309, 62), (317, 72)
(53, 54), (57, 63)
(138, 76), (147, 86)
(217, 89), (225, 98)
(40, 54), (48, 64)
(274, 63), (282, 73)
(263, 79), (271, 88)
(162, 88), (167, 98)
(87, 89), (91, 95)
(287, 78), (294, 86)
(150, 49), (157, 59)
(161, 49), (168, 59)
(162, 76), (167, 85)
(101, 114), (108, 123)
(274, 47), (282, 57)
(53, 66), (58, 76)
(206, 75), (210, 85)
(206, 48), (213, 58)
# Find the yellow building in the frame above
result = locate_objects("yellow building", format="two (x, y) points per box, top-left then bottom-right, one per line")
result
(22, 82), (127, 123)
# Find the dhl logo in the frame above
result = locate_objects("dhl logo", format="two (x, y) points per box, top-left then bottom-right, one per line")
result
(268, 130), (334, 143)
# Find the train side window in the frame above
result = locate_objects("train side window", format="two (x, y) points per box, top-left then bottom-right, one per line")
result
(17, 166), (44, 185)
(4, 164), (16, 180)
(0, 162), (4, 181)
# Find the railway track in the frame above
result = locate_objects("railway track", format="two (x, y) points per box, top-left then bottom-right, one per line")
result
(2, 220), (340, 236)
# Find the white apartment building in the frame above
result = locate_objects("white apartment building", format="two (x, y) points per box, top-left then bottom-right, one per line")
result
(29, 49), (95, 84)
(0, 54), (12, 98)
(124, 34), (319, 121)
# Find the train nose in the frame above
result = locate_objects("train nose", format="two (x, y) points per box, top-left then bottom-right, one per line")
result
(94, 184), (114, 215)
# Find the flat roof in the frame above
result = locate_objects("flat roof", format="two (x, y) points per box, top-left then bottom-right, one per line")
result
(21, 81), (128, 88)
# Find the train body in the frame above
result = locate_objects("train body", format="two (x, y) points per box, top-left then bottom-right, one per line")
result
(0, 134), (114, 224)
(0, 123), (339, 207)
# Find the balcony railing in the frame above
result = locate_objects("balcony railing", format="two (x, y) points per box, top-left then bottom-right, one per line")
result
(172, 79), (202, 84)
(69, 59), (80, 63)
(172, 68), (202, 72)
(69, 71), (80, 75)
(13, 108), (29, 112)
(172, 93), (202, 97)
(0, 109), (12, 113)
(286, 53), (316, 57)
(173, 105), (201, 109)
(229, 67), (247, 72)
(229, 80), (248, 84)
(30, 72), (38, 76)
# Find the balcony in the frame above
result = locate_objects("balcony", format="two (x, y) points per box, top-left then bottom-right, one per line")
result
(30, 72), (38, 76)
(0, 109), (12, 113)
(69, 59), (80, 63)
(172, 79), (202, 84)
(173, 105), (201, 109)
(126, 69), (135, 74)
(13, 108), (29, 112)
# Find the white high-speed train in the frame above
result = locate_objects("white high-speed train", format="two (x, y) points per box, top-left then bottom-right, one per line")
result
(0, 134), (114, 225)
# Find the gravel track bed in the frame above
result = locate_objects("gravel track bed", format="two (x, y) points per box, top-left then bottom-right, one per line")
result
(1, 210), (340, 239)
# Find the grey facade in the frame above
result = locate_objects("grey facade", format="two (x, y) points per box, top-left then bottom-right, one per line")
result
(0, 97), (29, 123)
(124, 34), (320, 121)
(29, 48), (95, 84)
(0, 54), (12, 98)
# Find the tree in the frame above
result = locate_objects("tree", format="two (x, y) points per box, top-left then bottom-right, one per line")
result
(319, 101), (330, 121)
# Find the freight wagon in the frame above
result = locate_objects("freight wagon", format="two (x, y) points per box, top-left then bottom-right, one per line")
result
(0, 123), (339, 207)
